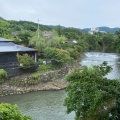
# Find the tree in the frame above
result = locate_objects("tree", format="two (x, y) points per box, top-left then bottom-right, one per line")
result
(113, 30), (120, 53)
(76, 39), (89, 53)
(17, 53), (35, 69)
(64, 62), (120, 120)
(113, 38), (120, 53)
(43, 47), (71, 66)
(55, 25), (62, 36)
(85, 34), (99, 50)
(17, 31), (32, 46)
(0, 69), (8, 84)
(0, 103), (32, 120)
(96, 32), (114, 52)
(49, 36), (67, 49)
(62, 28), (82, 40)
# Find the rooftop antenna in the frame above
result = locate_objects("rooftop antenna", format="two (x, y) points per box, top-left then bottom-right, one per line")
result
(38, 19), (40, 39)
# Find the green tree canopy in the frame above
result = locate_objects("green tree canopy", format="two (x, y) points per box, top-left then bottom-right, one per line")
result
(64, 62), (120, 120)
(85, 34), (99, 50)
(113, 30), (120, 53)
(0, 103), (32, 120)
(43, 47), (71, 65)
(17, 53), (35, 69)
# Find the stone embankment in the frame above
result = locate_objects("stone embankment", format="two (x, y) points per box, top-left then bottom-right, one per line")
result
(0, 66), (76, 97)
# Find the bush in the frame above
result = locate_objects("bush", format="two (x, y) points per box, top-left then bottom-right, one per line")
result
(38, 58), (44, 64)
(0, 103), (32, 120)
(0, 69), (8, 84)
(32, 73), (40, 80)
(37, 64), (52, 72)
(44, 47), (71, 66)
(66, 48), (80, 59)
(17, 53), (35, 69)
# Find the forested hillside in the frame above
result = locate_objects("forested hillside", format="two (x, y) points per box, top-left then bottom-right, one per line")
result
(1, 17), (120, 62)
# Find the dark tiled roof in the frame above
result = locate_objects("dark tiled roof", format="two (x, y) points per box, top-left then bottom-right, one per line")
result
(0, 37), (13, 42)
(0, 37), (36, 52)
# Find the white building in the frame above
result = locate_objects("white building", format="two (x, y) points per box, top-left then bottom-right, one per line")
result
(89, 27), (106, 35)
(89, 27), (99, 34)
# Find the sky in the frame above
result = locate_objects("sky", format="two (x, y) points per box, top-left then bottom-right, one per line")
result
(0, 0), (120, 29)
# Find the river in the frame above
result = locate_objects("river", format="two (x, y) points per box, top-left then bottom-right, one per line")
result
(0, 52), (120, 120)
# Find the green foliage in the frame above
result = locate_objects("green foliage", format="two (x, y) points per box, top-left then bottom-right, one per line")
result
(113, 38), (120, 53)
(32, 73), (40, 80)
(17, 31), (32, 46)
(96, 32), (115, 52)
(37, 64), (52, 72)
(77, 39), (89, 52)
(62, 28), (82, 40)
(38, 58), (44, 64)
(35, 37), (47, 53)
(55, 25), (62, 36)
(53, 48), (71, 65)
(44, 47), (71, 65)
(49, 36), (67, 48)
(85, 34), (99, 50)
(113, 30), (120, 53)
(0, 17), (118, 54)
(66, 48), (80, 59)
(17, 53), (35, 69)
(0, 18), (14, 39)
(0, 103), (32, 120)
(64, 62), (120, 120)
(0, 69), (8, 84)
(30, 31), (49, 56)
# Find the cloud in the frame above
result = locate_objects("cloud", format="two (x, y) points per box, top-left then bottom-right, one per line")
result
(0, 0), (120, 28)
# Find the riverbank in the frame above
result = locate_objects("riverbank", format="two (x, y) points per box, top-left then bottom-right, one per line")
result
(0, 62), (80, 97)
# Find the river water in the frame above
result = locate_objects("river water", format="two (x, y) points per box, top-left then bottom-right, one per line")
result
(0, 52), (120, 120)
(81, 52), (120, 79)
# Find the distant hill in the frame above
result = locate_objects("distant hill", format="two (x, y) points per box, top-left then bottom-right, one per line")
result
(82, 27), (120, 33)
(1, 17), (120, 34)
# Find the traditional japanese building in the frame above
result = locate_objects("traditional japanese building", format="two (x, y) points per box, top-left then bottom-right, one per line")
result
(0, 37), (38, 76)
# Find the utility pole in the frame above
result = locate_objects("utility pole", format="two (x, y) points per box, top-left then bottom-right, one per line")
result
(38, 19), (40, 39)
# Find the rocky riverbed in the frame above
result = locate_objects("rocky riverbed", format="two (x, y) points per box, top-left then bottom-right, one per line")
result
(0, 65), (77, 97)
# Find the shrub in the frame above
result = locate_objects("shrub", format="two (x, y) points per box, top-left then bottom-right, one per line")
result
(37, 64), (52, 72)
(17, 53), (35, 69)
(0, 103), (32, 120)
(32, 73), (40, 80)
(44, 47), (71, 65)
(38, 58), (44, 65)
(0, 69), (8, 84)
(66, 48), (80, 59)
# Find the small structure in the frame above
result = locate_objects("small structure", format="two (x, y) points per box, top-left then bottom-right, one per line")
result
(0, 37), (38, 76)
(89, 27), (99, 34)
(72, 40), (77, 44)
(89, 27), (106, 35)
(43, 31), (51, 39)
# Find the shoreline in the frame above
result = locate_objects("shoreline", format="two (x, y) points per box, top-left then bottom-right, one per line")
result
(0, 79), (68, 97)
(0, 62), (80, 97)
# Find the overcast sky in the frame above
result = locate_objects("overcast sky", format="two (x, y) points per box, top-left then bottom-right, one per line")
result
(0, 0), (120, 28)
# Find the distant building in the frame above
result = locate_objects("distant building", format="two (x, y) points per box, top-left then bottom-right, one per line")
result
(0, 37), (38, 76)
(72, 40), (77, 44)
(43, 31), (51, 39)
(89, 27), (106, 34)
(89, 27), (99, 34)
